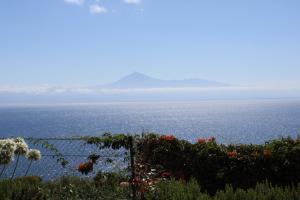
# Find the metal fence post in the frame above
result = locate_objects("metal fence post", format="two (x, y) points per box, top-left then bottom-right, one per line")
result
(129, 136), (137, 200)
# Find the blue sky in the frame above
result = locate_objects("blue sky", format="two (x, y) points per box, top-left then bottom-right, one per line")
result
(0, 0), (300, 87)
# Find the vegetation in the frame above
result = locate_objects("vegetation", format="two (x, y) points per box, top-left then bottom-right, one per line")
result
(137, 134), (300, 193)
(1, 134), (300, 199)
(0, 138), (41, 179)
(0, 176), (300, 200)
(146, 179), (300, 200)
(0, 176), (130, 200)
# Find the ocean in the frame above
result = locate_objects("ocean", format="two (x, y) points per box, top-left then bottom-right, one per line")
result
(1, 99), (300, 144)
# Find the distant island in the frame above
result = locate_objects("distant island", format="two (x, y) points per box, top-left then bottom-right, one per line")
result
(102, 72), (228, 89)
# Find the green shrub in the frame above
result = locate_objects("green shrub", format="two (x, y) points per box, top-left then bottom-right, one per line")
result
(0, 176), (43, 200)
(145, 180), (300, 200)
(137, 135), (300, 193)
(93, 171), (128, 187)
(0, 176), (131, 200)
(1, 176), (300, 200)
(145, 179), (210, 200)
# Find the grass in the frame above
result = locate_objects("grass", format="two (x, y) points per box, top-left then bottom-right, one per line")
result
(0, 176), (130, 200)
(0, 176), (299, 200)
(146, 179), (300, 200)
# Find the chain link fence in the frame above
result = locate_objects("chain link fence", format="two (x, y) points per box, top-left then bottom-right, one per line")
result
(0, 138), (129, 180)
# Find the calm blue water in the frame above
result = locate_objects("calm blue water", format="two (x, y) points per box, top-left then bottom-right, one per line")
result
(1, 100), (300, 144)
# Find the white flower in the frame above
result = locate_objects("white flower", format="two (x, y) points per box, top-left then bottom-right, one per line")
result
(14, 137), (29, 155)
(0, 139), (16, 152)
(0, 139), (17, 164)
(26, 149), (42, 161)
(14, 137), (25, 144)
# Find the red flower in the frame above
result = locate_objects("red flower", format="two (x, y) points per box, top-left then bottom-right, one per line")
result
(264, 149), (272, 157)
(197, 138), (206, 144)
(227, 150), (237, 158)
(160, 135), (176, 141)
(78, 163), (85, 171)
(77, 162), (93, 175)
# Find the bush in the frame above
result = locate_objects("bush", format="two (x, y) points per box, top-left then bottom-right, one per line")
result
(145, 180), (300, 200)
(1, 176), (299, 200)
(93, 171), (128, 187)
(0, 176), (131, 200)
(145, 179), (209, 200)
(0, 176), (43, 200)
(137, 134), (300, 193)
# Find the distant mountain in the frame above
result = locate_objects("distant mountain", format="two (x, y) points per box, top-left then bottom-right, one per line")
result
(103, 72), (228, 89)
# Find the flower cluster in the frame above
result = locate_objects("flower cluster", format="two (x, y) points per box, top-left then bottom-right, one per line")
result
(0, 137), (42, 165)
(14, 137), (29, 155)
(0, 139), (16, 165)
(26, 149), (42, 161)
(78, 162), (93, 175)
(160, 135), (176, 141)
(77, 154), (100, 175)
(227, 150), (238, 158)
(197, 137), (216, 144)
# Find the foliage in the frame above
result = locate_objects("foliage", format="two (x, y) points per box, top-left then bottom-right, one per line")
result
(29, 138), (67, 167)
(145, 179), (300, 200)
(0, 138), (43, 179)
(81, 133), (300, 195)
(43, 176), (130, 200)
(83, 132), (136, 150)
(2, 134), (298, 199)
(0, 176), (43, 200)
(137, 134), (300, 194)
(0, 176), (131, 200)
(1, 176), (300, 200)
(145, 179), (206, 200)
(0, 139), (16, 165)
(93, 171), (128, 187)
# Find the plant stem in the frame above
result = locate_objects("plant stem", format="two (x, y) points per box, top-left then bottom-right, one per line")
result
(11, 154), (20, 180)
(25, 160), (33, 177)
(0, 165), (6, 179)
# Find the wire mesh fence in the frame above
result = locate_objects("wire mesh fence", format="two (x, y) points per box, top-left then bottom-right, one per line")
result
(0, 138), (129, 180)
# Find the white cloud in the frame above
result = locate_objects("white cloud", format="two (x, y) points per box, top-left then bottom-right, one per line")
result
(0, 85), (95, 95)
(64, 0), (84, 6)
(124, 0), (141, 5)
(89, 4), (108, 14)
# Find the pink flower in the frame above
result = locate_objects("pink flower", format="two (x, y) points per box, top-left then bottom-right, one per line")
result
(197, 138), (206, 143)
(207, 137), (216, 142)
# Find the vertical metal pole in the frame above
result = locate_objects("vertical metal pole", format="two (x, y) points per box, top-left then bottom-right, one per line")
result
(129, 136), (137, 200)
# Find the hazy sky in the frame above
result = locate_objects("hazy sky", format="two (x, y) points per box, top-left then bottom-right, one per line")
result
(1, 0), (300, 86)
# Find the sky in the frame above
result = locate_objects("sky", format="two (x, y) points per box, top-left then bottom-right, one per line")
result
(0, 0), (300, 87)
